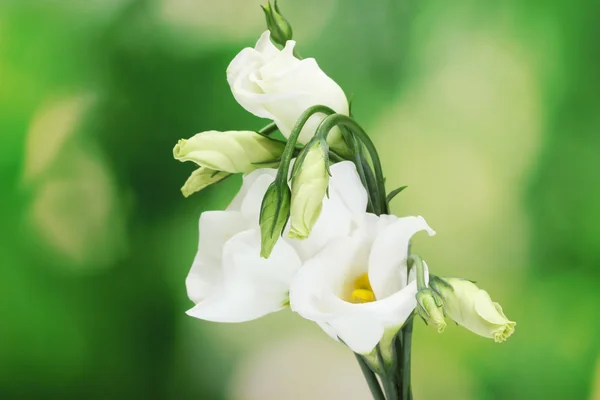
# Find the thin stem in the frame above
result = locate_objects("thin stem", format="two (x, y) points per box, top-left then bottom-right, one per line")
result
(275, 105), (335, 183)
(341, 126), (377, 213)
(355, 354), (386, 400)
(314, 114), (388, 215)
(376, 345), (399, 400)
(400, 318), (414, 400)
(408, 254), (426, 290)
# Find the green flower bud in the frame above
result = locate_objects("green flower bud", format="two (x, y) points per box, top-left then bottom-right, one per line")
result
(180, 167), (230, 198)
(173, 130), (285, 174)
(416, 289), (446, 333)
(431, 277), (516, 342)
(259, 182), (291, 258)
(261, 0), (293, 48)
(289, 141), (329, 239)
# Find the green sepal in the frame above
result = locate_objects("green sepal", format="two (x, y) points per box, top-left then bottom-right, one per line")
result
(386, 185), (408, 204)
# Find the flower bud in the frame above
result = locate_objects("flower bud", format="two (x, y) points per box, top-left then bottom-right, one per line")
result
(173, 130), (285, 174)
(416, 289), (446, 333)
(431, 277), (516, 342)
(259, 182), (291, 258)
(289, 141), (329, 239)
(180, 167), (230, 198)
(261, 0), (293, 48)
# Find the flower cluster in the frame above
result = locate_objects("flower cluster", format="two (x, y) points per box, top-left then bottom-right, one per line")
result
(173, 5), (515, 397)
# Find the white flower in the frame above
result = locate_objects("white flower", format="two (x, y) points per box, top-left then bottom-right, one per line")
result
(289, 215), (436, 355)
(226, 31), (349, 145)
(186, 161), (367, 322)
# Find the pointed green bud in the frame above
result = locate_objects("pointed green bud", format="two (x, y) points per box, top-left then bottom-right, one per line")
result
(261, 0), (293, 48)
(289, 141), (329, 239)
(431, 277), (516, 342)
(173, 130), (285, 174)
(416, 289), (446, 333)
(180, 167), (230, 198)
(259, 182), (291, 258)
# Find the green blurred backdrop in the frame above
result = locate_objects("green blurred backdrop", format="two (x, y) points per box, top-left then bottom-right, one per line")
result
(1, 0), (598, 399)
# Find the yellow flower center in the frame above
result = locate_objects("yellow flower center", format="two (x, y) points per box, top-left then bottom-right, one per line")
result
(349, 273), (376, 304)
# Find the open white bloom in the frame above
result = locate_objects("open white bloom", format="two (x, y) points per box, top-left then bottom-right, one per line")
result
(227, 31), (349, 145)
(289, 215), (436, 355)
(186, 161), (367, 322)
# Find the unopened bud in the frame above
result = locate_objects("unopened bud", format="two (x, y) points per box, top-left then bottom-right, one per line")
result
(431, 277), (516, 342)
(261, 0), (293, 48)
(173, 130), (284, 174)
(259, 182), (291, 258)
(289, 141), (329, 239)
(416, 289), (446, 333)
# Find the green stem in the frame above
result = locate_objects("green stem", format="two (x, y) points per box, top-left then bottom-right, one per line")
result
(400, 318), (414, 400)
(376, 345), (399, 400)
(340, 126), (377, 213)
(408, 254), (426, 290)
(314, 114), (388, 215)
(355, 354), (386, 400)
(275, 105), (335, 184)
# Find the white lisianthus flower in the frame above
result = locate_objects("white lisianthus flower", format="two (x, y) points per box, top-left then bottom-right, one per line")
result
(226, 31), (349, 145)
(289, 215), (436, 355)
(186, 161), (367, 322)
(431, 277), (516, 342)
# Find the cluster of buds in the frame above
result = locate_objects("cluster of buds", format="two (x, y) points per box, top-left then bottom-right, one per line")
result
(411, 254), (516, 343)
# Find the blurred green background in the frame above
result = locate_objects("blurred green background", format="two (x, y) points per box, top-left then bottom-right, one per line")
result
(1, 0), (598, 399)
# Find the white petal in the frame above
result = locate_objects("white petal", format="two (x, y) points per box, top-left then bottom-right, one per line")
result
(286, 194), (352, 260)
(474, 290), (508, 325)
(239, 174), (276, 226)
(368, 216), (435, 299)
(328, 161), (368, 214)
(227, 168), (277, 212)
(254, 31), (279, 59)
(188, 229), (301, 323)
(329, 315), (384, 355)
(289, 236), (366, 321)
(186, 210), (246, 303)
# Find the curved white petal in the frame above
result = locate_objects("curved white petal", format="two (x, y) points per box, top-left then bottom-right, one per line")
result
(329, 315), (384, 355)
(239, 174), (276, 226)
(228, 168), (277, 212)
(368, 216), (435, 299)
(289, 236), (366, 320)
(187, 229), (301, 323)
(253, 31), (279, 59)
(186, 211), (247, 303)
(328, 161), (368, 215)
(286, 194), (352, 260)
(474, 290), (509, 325)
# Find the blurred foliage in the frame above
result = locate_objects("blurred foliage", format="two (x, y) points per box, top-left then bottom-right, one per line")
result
(0, 0), (598, 399)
